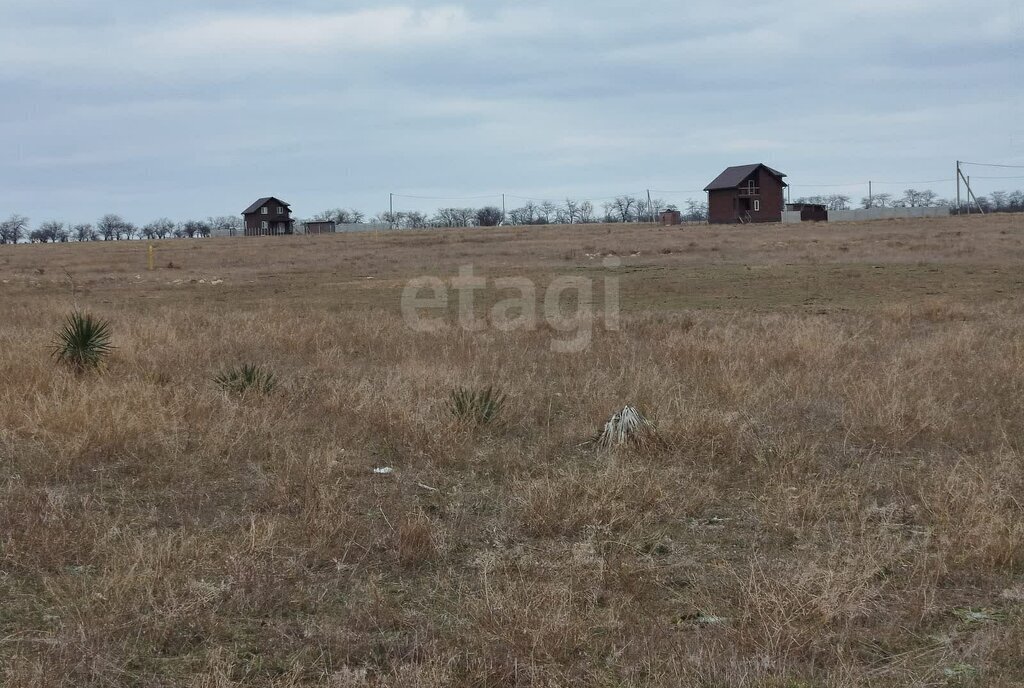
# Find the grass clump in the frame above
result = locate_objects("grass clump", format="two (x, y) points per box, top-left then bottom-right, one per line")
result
(447, 385), (507, 426)
(214, 363), (277, 396)
(52, 311), (114, 372)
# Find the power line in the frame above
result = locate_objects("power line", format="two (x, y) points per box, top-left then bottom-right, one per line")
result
(392, 193), (500, 201)
(959, 161), (1024, 169)
(504, 193), (648, 203)
(789, 182), (866, 188)
(790, 178), (953, 188)
(871, 179), (952, 186)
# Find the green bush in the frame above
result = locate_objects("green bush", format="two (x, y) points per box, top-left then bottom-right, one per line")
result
(52, 311), (114, 372)
(215, 363), (277, 396)
(447, 385), (507, 426)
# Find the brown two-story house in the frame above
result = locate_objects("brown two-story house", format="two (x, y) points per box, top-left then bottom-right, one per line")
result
(242, 197), (295, 236)
(704, 164), (787, 224)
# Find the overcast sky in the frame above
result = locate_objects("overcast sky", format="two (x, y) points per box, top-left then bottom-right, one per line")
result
(2, 0), (1022, 223)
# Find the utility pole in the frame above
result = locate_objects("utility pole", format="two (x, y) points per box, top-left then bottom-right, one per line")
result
(956, 165), (984, 215)
(647, 190), (653, 223)
(502, 194), (506, 226)
(868, 181), (873, 209)
(955, 161), (961, 215)
(389, 193), (394, 229)
(966, 175), (985, 215)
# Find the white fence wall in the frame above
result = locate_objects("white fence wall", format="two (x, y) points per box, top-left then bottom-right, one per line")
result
(827, 207), (949, 223)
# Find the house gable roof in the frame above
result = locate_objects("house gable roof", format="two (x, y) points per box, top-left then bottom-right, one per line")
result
(242, 197), (291, 215)
(704, 164), (787, 191)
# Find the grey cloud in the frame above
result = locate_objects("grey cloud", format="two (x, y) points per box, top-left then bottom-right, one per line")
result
(1, 1), (1021, 223)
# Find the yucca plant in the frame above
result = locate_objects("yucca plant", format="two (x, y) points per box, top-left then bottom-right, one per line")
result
(214, 363), (277, 396)
(447, 385), (507, 426)
(52, 311), (114, 372)
(596, 405), (658, 450)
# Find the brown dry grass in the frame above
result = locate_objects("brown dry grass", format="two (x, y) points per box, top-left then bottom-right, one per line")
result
(2, 214), (1024, 686)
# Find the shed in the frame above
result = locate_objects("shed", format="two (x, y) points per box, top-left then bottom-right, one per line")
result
(303, 220), (337, 235)
(785, 203), (828, 222)
(659, 209), (682, 226)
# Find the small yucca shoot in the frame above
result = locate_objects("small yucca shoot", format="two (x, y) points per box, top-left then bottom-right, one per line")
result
(52, 311), (114, 372)
(214, 363), (277, 396)
(447, 385), (507, 426)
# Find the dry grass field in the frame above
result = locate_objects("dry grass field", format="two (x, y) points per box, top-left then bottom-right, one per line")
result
(2, 214), (1024, 686)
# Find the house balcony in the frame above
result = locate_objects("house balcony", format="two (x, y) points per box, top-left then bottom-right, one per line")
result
(737, 187), (760, 197)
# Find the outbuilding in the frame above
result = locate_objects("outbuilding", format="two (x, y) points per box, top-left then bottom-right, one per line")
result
(303, 220), (337, 235)
(785, 202), (828, 222)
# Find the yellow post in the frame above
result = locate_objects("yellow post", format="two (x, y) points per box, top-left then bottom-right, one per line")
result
(148, 244), (155, 271)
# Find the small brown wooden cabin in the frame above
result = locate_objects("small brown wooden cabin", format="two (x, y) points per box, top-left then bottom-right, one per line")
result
(303, 220), (337, 235)
(704, 164), (787, 224)
(659, 209), (682, 226)
(242, 197), (295, 236)
(786, 202), (828, 222)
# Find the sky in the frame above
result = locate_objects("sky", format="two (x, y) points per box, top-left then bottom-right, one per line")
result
(1, 0), (1022, 224)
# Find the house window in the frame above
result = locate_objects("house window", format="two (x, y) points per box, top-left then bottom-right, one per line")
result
(261, 221), (268, 230)
(753, 200), (761, 212)
(277, 207), (284, 214)
(261, 207), (269, 215)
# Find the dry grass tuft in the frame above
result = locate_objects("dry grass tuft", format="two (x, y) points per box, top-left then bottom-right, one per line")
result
(396, 511), (438, 567)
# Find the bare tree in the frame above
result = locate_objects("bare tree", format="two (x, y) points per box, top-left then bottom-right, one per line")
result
(31, 221), (69, 243)
(208, 216), (242, 237)
(507, 202), (539, 226)
(97, 214), (133, 241)
(142, 218), (175, 239)
(179, 220), (211, 238)
(432, 208), (458, 227)
(796, 196), (828, 206)
(898, 189), (925, 207)
(578, 201), (595, 224)
(563, 199), (581, 224)
(825, 194), (851, 211)
(0, 214), (29, 244)
(405, 211), (429, 229)
(476, 207), (502, 227)
(684, 199), (708, 222)
(610, 196), (639, 223)
(315, 208), (364, 225)
(72, 223), (98, 242)
(432, 208), (473, 227)
(537, 201), (557, 224)
(374, 210), (403, 227)
(861, 193), (893, 209)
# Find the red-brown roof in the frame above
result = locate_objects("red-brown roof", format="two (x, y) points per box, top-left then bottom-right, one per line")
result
(242, 197), (291, 214)
(704, 164), (787, 191)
